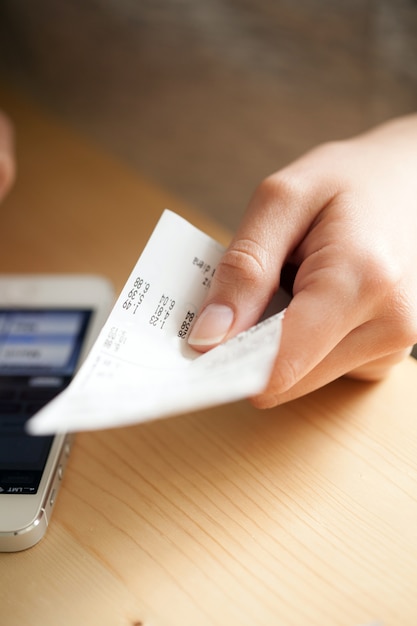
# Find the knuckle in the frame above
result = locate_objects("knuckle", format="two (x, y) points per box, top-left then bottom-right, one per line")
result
(387, 298), (417, 348)
(273, 358), (299, 393)
(262, 357), (300, 398)
(255, 171), (305, 209)
(355, 249), (417, 348)
(363, 253), (402, 296)
(345, 242), (406, 309)
(215, 239), (268, 289)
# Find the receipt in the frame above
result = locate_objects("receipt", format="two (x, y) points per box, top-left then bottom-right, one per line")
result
(28, 210), (288, 434)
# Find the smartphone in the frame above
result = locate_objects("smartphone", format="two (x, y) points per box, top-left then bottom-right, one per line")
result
(0, 275), (114, 552)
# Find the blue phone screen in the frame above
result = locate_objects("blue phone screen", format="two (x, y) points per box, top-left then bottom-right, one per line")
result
(0, 309), (92, 495)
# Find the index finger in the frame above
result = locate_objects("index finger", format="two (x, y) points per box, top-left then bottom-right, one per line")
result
(188, 147), (339, 350)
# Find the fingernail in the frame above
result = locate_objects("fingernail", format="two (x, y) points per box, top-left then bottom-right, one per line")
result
(188, 304), (234, 347)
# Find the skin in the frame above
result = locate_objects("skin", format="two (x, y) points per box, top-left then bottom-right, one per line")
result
(0, 110), (15, 204)
(188, 114), (417, 408)
(1, 108), (415, 407)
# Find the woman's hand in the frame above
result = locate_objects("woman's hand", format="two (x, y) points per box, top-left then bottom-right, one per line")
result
(188, 114), (417, 407)
(0, 110), (15, 204)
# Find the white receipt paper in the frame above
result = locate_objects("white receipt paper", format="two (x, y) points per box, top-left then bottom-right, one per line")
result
(28, 210), (288, 434)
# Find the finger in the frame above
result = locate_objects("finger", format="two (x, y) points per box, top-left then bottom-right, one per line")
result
(252, 349), (412, 408)
(346, 346), (413, 381)
(0, 110), (16, 202)
(188, 150), (338, 351)
(252, 325), (412, 409)
(259, 263), (363, 401)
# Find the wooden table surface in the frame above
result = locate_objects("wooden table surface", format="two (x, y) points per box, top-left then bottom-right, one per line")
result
(1, 85), (417, 626)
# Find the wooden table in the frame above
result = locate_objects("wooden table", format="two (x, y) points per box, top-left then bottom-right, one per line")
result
(1, 85), (417, 626)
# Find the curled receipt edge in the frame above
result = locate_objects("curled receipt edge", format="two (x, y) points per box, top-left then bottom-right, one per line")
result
(28, 210), (289, 434)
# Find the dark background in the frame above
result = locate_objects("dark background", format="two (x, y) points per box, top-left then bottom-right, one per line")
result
(1, 0), (416, 230)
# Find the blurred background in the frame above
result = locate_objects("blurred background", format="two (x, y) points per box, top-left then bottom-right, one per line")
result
(0, 0), (416, 231)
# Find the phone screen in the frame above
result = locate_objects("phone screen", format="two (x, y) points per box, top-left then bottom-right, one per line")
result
(0, 309), (92, 495)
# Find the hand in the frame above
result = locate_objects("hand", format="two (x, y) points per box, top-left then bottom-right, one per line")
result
(188, 114), (417, 407)
(0, 110), (15, 204)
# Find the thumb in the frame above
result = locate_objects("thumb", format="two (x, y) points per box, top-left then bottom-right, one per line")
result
(188, 168), (330, 352)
